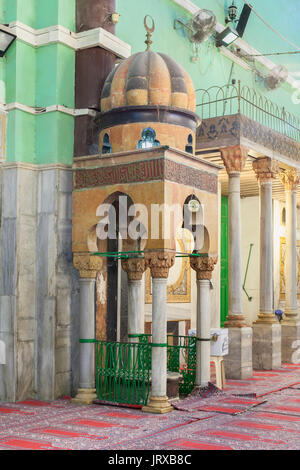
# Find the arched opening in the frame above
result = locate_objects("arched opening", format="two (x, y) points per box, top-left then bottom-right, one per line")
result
(137, 127), (160, 149)
(102, 133), (112, 154)
(95, 192), (139, 342)
(182, 195), (209, 253)
(185, 134), (193, 154)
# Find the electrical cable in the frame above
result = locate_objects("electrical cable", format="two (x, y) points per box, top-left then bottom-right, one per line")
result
(241, 1), (300, 52)
(215, 0), (300, 53)
(239, 50), (300, 58)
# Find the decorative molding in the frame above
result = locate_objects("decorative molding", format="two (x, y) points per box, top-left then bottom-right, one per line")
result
(74, 158), (218, 194)
(145, 238), (191, 303)
(220, 145), (248, 174)
(197, 114), (300, 166)
(121, 257), (146, 281)
(9, 21), (131, 58)
(5, 102), (98, 117)
(145, 251), (175, 279)
(279, 169), (300, 191)
(190, 254), (218, 280)
(0, 161), (72, 171)
(252, 157), (279, 183)
(73, 253), (103, 278)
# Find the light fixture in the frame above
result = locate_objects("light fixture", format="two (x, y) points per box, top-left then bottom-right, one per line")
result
(226, 1), (238, 24)
(110, 12), (120, 25)
(216, 26), (239, 47)
(0, 24), (16, 57)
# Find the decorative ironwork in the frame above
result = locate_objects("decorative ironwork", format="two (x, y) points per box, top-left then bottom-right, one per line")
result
(144, 15), (155, 51)
(196, 81), (300, 143)
(136, 334), (197, 396)
(96, 340), (151, 406)
(94, 333), (197, 405)
(167, 335), (197, 396)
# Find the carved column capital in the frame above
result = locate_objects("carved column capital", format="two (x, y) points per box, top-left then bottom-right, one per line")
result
(145, 251), (175, 279)
(252, 157), (279, 183)
(121, 257), (146, 281)
(279, 169), (300, 191)
(220, 145), (248, 175)
(190, 254), (218, 280)
(73, 253), (103, 278)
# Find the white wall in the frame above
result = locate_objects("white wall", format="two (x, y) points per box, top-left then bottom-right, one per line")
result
(241, 196), (260, 325)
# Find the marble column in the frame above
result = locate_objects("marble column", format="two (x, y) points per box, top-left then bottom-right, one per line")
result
(220, 145), (253, 379)
(280, 169), (300, 363)
(121, 258), (146, 341)
(252, 158), (281, 369)
(190, 255), (218, 388)
(72, 254), (102, 404)
(142, 251), (175, 414)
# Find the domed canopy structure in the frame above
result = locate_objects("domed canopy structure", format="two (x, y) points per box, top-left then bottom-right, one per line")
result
(101, 51), (196, 112)
(99, 17), (200, 155)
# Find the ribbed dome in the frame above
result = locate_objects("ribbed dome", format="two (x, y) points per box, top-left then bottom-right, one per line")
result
(101, 51), (196, 113)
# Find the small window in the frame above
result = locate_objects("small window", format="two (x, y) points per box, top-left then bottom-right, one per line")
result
(137, 127), (160, 149)
(102, 133), (112, 154)
(185, 134), (193, 154)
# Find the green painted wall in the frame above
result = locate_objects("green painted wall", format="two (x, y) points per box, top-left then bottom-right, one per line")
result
(36, 0), (76, 31)
(2, 0), (299, 164)
(116, 0), (300, 120)
(2, 0), (75, 165)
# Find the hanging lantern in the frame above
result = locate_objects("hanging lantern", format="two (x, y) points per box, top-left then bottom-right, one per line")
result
(228, 1), (238, 22)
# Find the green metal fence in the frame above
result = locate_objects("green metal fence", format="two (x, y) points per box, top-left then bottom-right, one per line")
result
(167, 335), (197, 396)
(96, 340), (151, 406)
(136, 334), (197, 397)
(94, 334), (197, 406)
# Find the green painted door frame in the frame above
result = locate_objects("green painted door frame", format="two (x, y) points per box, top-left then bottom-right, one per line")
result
(220, 196), (229, 327)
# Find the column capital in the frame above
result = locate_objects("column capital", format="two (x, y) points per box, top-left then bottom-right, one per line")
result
(190, 254), (218, 280)
(121, 257), (146, 281)
(252, 157), (279, 183)
(145, 251), (175, 279)
(220, 145), (248, 175)
(279, 168), (300, 191)
(73, 253), (103, 278)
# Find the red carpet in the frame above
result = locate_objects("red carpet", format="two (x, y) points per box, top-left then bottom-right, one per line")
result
(0, 364), (299, 450)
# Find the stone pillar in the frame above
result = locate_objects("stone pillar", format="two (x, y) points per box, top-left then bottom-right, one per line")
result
(72, 254), (102, 404)
(190, 255), (218, 388)
(121, 258), (146, 341)
(142, 251), (175, 414)
(252, 158), (281, 369)
(280, 169), (300, 363)
(220, 145), (253, 379)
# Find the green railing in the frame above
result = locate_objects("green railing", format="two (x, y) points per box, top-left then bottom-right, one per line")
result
(96, 340), (151, 406)
(167, 335), (197, 396)
(137, 334), (197, 397)
(94, 334), (197, 406)
(196, 82), (300, 143)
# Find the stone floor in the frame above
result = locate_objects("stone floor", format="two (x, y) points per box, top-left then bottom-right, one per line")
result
(1, 364), (300, 450)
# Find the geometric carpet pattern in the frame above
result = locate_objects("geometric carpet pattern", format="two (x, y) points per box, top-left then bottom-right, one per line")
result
(0, 364), (300, 450)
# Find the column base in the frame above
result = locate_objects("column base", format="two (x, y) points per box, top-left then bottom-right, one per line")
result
(71, 388), (97, 405)
(254, 312), (278, 325)
(225, 315), (248, 328)
(142, 396), (174, 414)
(281, 322), (300, 364)
(282, 308), (299, 325)
(224, 327), (253, 379)
(252, 323), (281, 370)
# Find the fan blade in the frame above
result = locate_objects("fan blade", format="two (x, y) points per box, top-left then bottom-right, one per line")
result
(236, 4), (252, 38)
